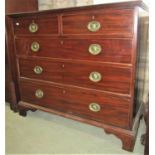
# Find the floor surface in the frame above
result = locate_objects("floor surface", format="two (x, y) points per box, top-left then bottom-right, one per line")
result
(6, 103), (145, 155)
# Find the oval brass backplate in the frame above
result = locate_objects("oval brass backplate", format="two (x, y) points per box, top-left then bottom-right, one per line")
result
(33, 66), (43, 74)
(35, 89), (44, 99)
(29, 22), (38, 33)
(89, 44), (102, 55)
(89, 103), (101, 112)
(89, 71), (102, 82)
(87, 21), (101, 32)
(31, 42), (40, 52)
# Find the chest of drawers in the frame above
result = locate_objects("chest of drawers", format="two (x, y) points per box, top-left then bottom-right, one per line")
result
(6, 1), (148, 151)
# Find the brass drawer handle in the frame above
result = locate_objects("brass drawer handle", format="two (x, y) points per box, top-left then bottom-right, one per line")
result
(89, 44), (102, 55)
(89, 71), (102, 82)
(33, 66), (43, 74)
(29, 22), (38, 33)
(87, 21), (101, 32)
(89, 103), (101, 112)
(31, 42), (40, 52)
(35, 89), (44, 99)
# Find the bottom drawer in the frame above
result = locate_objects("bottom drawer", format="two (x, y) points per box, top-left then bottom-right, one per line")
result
(19, 79), (131, 129)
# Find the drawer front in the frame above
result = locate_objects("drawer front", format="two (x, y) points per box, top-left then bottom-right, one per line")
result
(13, 15), (58, 35)
(63, 61), (131, 94)
(19, 79), (131, 129)
(19, 58), (131, 94)
(62, 9), (134, 36)
(19, 58), (64, 83)
(15, 38), (132, 64)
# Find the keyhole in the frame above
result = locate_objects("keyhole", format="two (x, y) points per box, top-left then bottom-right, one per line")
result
(16, 22), (20, 26)
(62, 90), (66, 94)
(60, 40), (64, 45)
(92, 15), (95, 19)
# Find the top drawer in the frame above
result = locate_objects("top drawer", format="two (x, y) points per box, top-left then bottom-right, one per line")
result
(62, 9), (134, 37)
(13, 15), (58, 35)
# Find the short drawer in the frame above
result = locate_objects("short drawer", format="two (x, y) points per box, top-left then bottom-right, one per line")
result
(15, 38), (132, 64)
(18, 58), (131, 95)
(19, 79), (131, 129)
(13, 15), (58, 35)
(62, 9), (134, 37)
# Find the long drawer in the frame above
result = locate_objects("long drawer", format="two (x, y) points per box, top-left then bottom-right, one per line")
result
(18, 58), (131, 94)
(15, 38), (132, 64)
(19, 79), (131, 129)
(62, 9), (134, 37)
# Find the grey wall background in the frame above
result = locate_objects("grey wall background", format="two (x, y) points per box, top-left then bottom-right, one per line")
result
(38, 0), (149, 10)
(38, 0), (93, 10)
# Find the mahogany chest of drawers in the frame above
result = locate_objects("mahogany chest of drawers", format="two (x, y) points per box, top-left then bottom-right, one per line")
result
(6, 1), (148, 151)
